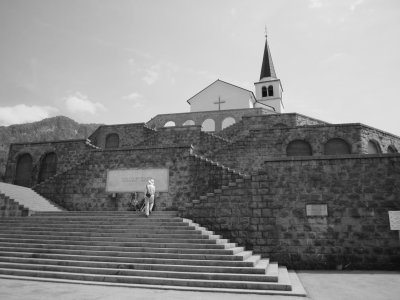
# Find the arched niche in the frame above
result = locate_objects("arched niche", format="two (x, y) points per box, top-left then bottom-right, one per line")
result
(105, 133), (120, 149)
(14, 153), (33, 187)
(324, 138), (351, 155)
(367, 140), (381, 154)
(388, 145), (398, 153)
(286, 140), (312, 156)
(38, 152), (57, 183)
(201, 119), (215, 132)
(222, 117), (236, 130)
(164, 121), (176, 127)
(183, 120), (195, 126)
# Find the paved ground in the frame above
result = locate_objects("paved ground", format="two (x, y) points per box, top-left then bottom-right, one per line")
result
(0, 271), (399, 300)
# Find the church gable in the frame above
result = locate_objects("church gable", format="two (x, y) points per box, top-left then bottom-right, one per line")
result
(188, 80), (255, 112)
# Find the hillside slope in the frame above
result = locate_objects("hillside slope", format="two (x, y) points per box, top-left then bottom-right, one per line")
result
(0, 116), (101, 181)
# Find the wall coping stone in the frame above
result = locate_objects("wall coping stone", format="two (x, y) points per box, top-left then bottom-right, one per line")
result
(10, 139), (88, 146)
(263, 153), (400, 163)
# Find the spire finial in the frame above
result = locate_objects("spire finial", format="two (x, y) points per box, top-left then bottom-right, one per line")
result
(264, 25), (268, 38)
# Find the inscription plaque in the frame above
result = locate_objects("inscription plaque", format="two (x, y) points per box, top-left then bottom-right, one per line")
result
(388, 211), (400, 230)
(106, 168), (169, 192)
(306, 204), (328, 217)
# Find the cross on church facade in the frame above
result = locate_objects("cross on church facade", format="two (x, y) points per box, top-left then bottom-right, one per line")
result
(214, 97), (226, 111)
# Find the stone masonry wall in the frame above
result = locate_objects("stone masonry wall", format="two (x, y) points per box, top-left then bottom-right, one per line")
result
(4, 140), (91, 186)
(146, 108), (271, 132)
(34, 146), (195, 211)
(360, 126), (400, 154)
(0, 193), (30, 217)
(210, 124), (363, 173)
(88, 123), (153, 148)
(183, 154), (400, 270)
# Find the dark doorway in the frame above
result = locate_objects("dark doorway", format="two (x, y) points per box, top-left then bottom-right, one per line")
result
(105, 133), (120, 148)
(14, 153), (33, 187)
(38, 152), (57, 183)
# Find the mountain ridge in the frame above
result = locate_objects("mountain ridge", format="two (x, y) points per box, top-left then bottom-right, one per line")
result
(0, 116), (101, 181)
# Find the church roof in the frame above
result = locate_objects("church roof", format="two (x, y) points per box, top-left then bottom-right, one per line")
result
(260, 35), (277, 80)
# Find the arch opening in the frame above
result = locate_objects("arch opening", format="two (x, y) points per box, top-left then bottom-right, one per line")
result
(201, 119), (215, 132)
(105, 133), (120, 149)
(183, 120), (195, 126)
(14, 153), (33, 187)
(164, 121), (176, 127)
(38, 152), (57, 183)
(367, 140), (381, 154)
(324, 138), (351, 155)
(222, 117), (236, 130)
(286, 140), (312, 156)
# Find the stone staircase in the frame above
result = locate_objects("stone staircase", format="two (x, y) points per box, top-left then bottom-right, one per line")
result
(0, 183), (62, 213)
(0, 211), (306, 296)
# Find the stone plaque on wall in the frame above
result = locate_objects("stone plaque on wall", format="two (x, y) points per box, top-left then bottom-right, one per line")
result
(306, 204), (328, 217)
(388, 211), (400, 230)
(106, 168), (169, 192)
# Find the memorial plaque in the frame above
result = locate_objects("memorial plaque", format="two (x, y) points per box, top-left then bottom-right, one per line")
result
(106, 168), (169, 192)
(306, 204), (328, 217)
(388, 211), (400, 230)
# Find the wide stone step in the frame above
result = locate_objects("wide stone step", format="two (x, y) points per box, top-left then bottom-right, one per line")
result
(0, 217), (185, 224)
(0, 224), (195, 231)
(0, 235), (226, 244)
(0, 231), (209, 239)
(34, 211), (179, 216)
(0, 246), (253, 261)
(0, 228), (202, 235)
(0, 268), (291, 291)
(0, 256), (269, 275)
(0, 261), (277, 282)
(0, 251), (261, 267)
(0, 242), (244, 255)
(0, 238), (234, 249)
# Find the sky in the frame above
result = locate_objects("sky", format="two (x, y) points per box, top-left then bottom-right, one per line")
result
(0, 0), (399, 136)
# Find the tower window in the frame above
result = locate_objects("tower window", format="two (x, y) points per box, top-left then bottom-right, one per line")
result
(261, 86), (267, 97)
(268, 85), (274, 97)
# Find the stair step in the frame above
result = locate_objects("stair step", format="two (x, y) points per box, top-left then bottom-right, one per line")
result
(0, 242), (245, 255)
(0, 251), (260, 267)
(0, 256), (268, 274)
(0, 247), (251, 261)
(0, 261), (277, 282)
(0, 268), (292, 291)
(0, 238), (233, 249)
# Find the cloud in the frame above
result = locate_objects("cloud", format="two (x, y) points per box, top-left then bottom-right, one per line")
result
(350, 0), (364, 11)
(309, 0), (324, 8)
(230, 7), (237, 17)
(64, 93), (106, 114)
(0, 104), (58, 126)
(122, 92), (145, 108)
(143, 65), (161, 85)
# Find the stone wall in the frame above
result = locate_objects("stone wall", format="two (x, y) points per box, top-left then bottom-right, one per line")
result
(34, 146), (195, 211)
(0, 194), (30, 217)
(210, 124), (363, 172)
(216, 113), (327, 142)
(183, 154), (400, 270)
(4, 140), (92, 186)
(88, 123), (153, 148)
(360, 126), (400, 154)
(146, 108), (272, 132)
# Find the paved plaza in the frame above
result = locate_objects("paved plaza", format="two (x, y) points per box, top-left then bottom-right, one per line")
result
(0, 271), (399, 300)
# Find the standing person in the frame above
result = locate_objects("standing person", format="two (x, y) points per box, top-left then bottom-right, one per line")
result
(144, 179), (155, 217)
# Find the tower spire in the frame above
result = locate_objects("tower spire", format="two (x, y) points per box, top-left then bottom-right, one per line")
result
(260, 31), (276, 80)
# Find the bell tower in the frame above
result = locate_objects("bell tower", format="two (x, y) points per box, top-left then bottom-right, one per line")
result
(254, 31), (284, 113)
